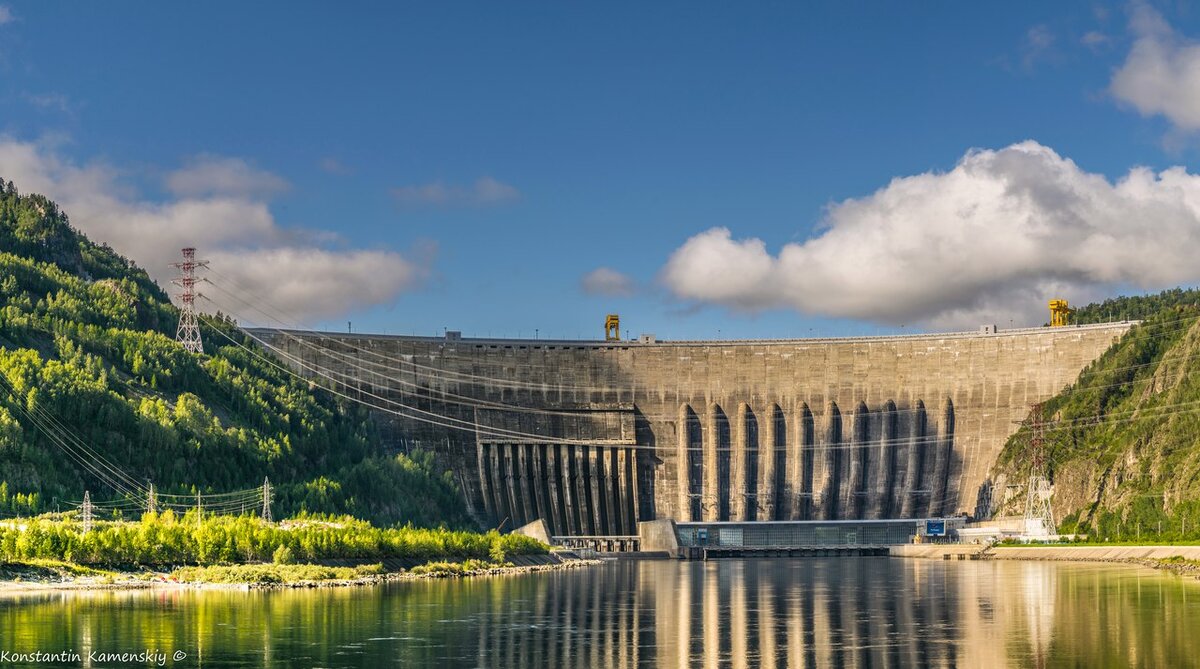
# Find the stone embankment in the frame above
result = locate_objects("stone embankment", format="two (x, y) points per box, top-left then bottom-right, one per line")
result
(987, 545), (1200, 562)
(891, 543), (1200, 578)
(889, 544), (989, 560)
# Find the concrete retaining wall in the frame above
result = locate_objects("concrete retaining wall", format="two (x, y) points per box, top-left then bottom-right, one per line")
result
(890, 544), (989, 559)
(990, 546), (1200, 561)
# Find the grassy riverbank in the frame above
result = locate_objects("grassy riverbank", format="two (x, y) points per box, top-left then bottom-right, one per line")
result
(1150, 556), (1200, 576)
(0, 511), (545, 566)
(0, 511), (548, 584)
(0, 555), (596, 592)
(0, 512), (578, 590)
(171, 562), (386, 584)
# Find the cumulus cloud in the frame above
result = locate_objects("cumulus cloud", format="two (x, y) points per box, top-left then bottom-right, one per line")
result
(580, 267), (636, 297)
(0, 6), (13, 26)
(390, 176), (519, 206)
(661, 140), (1200, 328)
(0, 137), (430, 323)
(165, 154), (290, 199)
(207, 246), (430, 321)
(1110, 3), (1200, 131)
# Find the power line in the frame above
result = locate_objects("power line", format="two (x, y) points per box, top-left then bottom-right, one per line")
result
(205, 274), (1200, 428)
(204, 311), (1200, 465)
(195, 278), (1200, 522)
(234, 315), (1200, 446)
(206, 271), (1196, 395)
(204, 317), (630, 445)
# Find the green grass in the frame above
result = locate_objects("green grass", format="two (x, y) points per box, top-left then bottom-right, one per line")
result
(170, 562), (384, 584)
(407, 559), (510, 576)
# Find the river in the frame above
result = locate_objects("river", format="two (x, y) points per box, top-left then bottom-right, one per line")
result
(1, 558), (1197, 667)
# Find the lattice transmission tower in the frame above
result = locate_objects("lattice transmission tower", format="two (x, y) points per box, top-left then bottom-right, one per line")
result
(170, 247), (209, 354)
(1023, 403), (1056, 537)
(81, 490), (93, 534)
(261, 477), (272, 522)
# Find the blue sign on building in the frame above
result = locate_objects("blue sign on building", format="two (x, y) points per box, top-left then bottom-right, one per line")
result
(926, 520), (946, 537)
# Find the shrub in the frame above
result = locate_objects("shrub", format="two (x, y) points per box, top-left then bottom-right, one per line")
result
(272, 544), (296, 565)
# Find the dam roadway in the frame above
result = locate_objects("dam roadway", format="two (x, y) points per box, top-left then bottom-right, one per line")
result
(252, 323), (1131, 535)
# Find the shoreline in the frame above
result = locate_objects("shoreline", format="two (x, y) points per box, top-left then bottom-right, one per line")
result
(989, 553), (1200, 580)
(893, 543), (1200, 579)
(11, 544), (1200, 595)
(0, 556), (602, 596)
(986, 545), (1200, 579)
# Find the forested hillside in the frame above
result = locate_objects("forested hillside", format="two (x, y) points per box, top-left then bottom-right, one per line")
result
(1071, 287), (1200, 325)
(993, 296), (1200, 539)
(0, 179), (470, 527)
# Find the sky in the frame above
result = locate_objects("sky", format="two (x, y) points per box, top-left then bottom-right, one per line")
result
(3, 2), (1200, 340)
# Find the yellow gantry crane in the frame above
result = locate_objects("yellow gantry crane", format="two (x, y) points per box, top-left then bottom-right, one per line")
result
(605, 314), (620, 341)
(1049, 299), (1072, 327)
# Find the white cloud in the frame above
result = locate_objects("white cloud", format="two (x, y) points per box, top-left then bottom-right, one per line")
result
(1110, 3), (1200, 131)
(1081, 31), (1111, 51)
(208, 247), (429, 321)
(21, 92), (69, 112)
(580, 267), (635, 297)
(0, 137), (430, 323)
(319, 157), (351, 175)
(165, 154), (290, 199)
(1021, 24), (1056, 70)
(0, 6), (13, 26)
(660, 140), (1200, 328)
(391, 176), (519, 205)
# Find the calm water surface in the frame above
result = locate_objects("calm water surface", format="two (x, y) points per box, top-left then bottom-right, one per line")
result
(1, 558), (1198, 667)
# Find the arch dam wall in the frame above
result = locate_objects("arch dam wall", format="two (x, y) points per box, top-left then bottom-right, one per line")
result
(253, 323), (1131, 536)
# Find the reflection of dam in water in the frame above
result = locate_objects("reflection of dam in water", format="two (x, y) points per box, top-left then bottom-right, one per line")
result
(256, 323), (1129, 533)
(470, 558), (1089, 668)
(469, 559), (1121, 668)
(481, 559), (972, 668)
(3, 559), (1199, 666)
(482, 555), (1200, 669)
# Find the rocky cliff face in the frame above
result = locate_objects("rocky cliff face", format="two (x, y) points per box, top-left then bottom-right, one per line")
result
(991, 307), (1200, 538)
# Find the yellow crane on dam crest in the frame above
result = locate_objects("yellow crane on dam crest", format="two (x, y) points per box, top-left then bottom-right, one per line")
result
(605, 314), (621, 341)
(1049, 299), (1072, 327)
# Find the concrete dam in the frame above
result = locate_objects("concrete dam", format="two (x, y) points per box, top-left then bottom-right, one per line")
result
(253, 323), (1131, 536)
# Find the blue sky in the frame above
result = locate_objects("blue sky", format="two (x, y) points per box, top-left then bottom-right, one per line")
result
(1, 2), (1199, 339)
